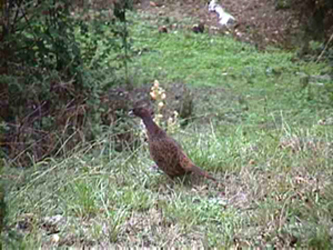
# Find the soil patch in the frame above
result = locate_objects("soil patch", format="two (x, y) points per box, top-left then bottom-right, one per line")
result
(137, 0), (298, 49)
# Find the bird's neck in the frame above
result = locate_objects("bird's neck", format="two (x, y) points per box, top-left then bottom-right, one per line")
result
(142, 116), (165, 138)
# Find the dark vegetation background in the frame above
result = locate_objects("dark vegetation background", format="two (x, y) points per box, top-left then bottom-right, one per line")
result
(0, 0), (332, 247)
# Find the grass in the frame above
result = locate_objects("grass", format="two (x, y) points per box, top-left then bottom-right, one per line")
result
(2, 9), (333, 249)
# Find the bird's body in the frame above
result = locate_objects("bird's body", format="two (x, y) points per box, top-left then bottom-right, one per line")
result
(131, 107), (216, 181)
(208, 0), (235, 26)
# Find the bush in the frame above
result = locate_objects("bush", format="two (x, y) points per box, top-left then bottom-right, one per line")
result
(0, 0), (135, 166)
(290, 0), (333, 55)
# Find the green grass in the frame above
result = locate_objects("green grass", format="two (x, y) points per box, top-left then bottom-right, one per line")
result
(2, 10), (333, 249)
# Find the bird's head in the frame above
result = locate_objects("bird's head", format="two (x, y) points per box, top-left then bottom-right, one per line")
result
(129, 107), (153, 119)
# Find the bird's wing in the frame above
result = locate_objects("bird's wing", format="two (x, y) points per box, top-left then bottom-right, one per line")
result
(149, 137), (181, 164)
(162, 137), (194, 171)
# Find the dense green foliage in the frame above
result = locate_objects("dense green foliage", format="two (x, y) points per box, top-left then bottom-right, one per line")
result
(0, 0), (134, 166)
(290, 0), (333, 58)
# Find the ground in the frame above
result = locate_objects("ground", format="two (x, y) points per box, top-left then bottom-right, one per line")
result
(139, 0), (297, 48)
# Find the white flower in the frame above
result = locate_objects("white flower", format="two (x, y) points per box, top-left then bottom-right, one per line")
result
(150, 91), (156, 99)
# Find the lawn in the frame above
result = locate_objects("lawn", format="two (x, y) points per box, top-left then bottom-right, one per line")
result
(2, 10), (333, 249)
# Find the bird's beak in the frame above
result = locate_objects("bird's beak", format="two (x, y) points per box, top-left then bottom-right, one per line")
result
(128, 110), (134, 117)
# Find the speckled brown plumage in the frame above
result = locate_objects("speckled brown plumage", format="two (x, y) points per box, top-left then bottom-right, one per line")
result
(131, 107), (216, 181)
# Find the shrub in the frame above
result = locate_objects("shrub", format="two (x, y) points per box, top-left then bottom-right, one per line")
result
(0, 0), (135, 166)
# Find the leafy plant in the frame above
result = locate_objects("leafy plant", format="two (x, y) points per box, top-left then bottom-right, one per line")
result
(150, 80), (180, 134)
(0, 159), (5, 242)
(0, 0), (139, 166)
(113, 0), (134, 86)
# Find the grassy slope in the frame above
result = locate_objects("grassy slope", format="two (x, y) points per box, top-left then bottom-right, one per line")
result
(3, 12), (333, 249)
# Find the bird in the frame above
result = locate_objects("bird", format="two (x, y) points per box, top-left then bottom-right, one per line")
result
(192, 22), (205, 33)
(158, 25), (168, 33)
(130, 107), (217, 182)
(208, 0), (235, 26)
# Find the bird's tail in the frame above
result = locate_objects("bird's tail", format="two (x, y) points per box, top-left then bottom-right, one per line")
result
(190, 164), (217, 182)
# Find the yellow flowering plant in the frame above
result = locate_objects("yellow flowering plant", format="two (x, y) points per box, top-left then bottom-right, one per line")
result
(150, 80), (180, 134)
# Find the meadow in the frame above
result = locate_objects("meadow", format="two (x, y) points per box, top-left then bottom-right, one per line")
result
(3, 10), (333, 249)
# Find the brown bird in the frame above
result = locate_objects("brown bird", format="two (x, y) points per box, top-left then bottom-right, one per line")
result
(158, 25), (168, 33)
(192, 22), (205, 33)
(130, 107), (217, 182)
